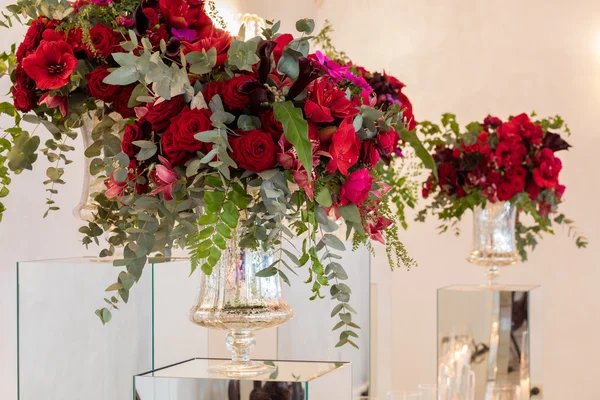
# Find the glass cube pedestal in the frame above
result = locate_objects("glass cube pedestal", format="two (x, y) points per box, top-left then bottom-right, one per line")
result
(134, 358), (352, 400)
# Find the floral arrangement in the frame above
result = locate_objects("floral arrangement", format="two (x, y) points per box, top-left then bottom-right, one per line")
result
(418, 113), (587, 259)
(1, 0), (429, 346)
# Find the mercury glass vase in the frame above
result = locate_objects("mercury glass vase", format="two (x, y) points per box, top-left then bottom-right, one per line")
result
(467, 201), (521, 285)
(189, 228), (294, 377)
(73, 114), (103, 222)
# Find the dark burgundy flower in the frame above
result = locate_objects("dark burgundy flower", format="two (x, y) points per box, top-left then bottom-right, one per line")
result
(543, 131), (572, 153)
(222, 75), (254, 110)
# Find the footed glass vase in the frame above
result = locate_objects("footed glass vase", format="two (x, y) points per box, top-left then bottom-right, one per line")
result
(467, 201), (521, 285)
(189, 229), (294, 377)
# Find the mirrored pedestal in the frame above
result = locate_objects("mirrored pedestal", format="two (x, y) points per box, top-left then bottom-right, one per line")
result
(134, 358), (352, 400)
(438, 285), (542, 399)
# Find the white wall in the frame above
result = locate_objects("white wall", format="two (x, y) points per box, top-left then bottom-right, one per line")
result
(1, 0), (599, 399)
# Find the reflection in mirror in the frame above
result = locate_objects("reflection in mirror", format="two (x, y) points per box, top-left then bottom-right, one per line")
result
(438, 285), (540, 400)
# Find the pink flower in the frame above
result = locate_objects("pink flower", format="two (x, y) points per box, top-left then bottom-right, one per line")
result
(366, 216), (392, 244)
(340, 168), (374, 205)
(91, 0), (113, 5)
(150, 156), (178, 201)
(39, 92), (69, 117)
(105, 173), (127, 198)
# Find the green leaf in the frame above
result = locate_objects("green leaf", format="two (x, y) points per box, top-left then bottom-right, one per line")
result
(273, 101), (312, 179)
(101, 308), (112, 324)
(198, 214), (218, 225)
(256, 266), (278, 277)
(322, 234), (346, 251)
(103, 65), (140, 85)
(204, 190), (226, 204)
(398, 129), (437, 179)
(216, 222), (232, 239)
(338, 204), (361, 223)
(278, 270), (290, 285)
(198, 227), (214, 239)
(213, 235), (227, 250)
(228, 190), (248, 209)
(105, 282), (123, 292)
(331, 303), (343, 317)
(315, 187), (332, 207)
(332, 320), (345, 330)
(295, 18), (315, 34)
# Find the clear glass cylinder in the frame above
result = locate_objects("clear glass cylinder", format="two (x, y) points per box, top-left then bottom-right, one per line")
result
(189, 227), (294, 377)
(467, 201), (521, 284)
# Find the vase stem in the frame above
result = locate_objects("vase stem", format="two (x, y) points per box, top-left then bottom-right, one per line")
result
(226, 329), (255, 363)
(487, 264), (500, 286)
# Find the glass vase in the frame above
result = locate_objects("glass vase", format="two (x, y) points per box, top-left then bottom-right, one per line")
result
(189, 227), (294, 377)
(73, 114), (103, 222)
(467, 201), (521, 285)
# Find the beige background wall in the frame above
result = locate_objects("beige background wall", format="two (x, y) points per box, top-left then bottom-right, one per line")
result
(1, 0), (599, 398)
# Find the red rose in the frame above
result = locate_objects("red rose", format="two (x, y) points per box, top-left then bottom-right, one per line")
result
(22, 39), (78, 90)
(533, 148), (562, 189)
(85, 24), (121, 59)
(497, 181), (517, 201)
(159, 0), (215, 40)
(505, 165), (527, 189)
(376, 129), (399, 156)
(305, 77), (359, 123)
(146, 96), (186, 131)
(230, 129), (278, 172)
(486, 170), (501, 185)
(182, 29), (232, 66)
(361, 140), (380, 168)
(16, 16), (54, 61)
(326, 117), (361, 176)
(221, 75), (254, 110)
(161, 107), (214, 166)
(340, 168), (374, 205)
(15, 65), (34, 88)
(478, 132), (489, 143)
(260, 108), (284, 142)
(495, 140), (527, 168)
(161, 129), (190, 166)
(526, 181), (541, 200)
(12, 85), (37, 112)
(510, 113), (543, 145)
(86, 66), (121, 102)
(273, 33), (293, 64)
(121, 121), (149, 158)
(202, 81), (224, 104)
(112, 85), (137, 118)
(66, 27), (85, 53)
(438, 162), (458, 194)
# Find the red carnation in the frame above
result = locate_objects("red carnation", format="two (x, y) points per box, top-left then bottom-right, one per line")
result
(112, 85), (137, 118)
(221, 75), (254, 110)
(230, 129), (278, 172)
(22, 39), (78, 90)
(12, 85), (37, 112)
(85, 24), (121, 59)
(86, 66), (121, 102)
(305, 77), (359, 123)
(182, 29), (232, 66)
(272, 33), (293, 64)
(340, 168), (374, 205)
(260, 108), (284, 142)
(326, 117), (361, 176)
(533, 148), (562, 189)
(159, 0), (215, 40)
(146, 96), (186, 131)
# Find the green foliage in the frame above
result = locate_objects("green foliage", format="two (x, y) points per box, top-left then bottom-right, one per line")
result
(273, 102), (312, 178)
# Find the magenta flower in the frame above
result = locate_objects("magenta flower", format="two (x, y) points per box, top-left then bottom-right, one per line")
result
(150, 156), (178, 201)
(91, 0), (113, 5)
(116, 15), (135, 28)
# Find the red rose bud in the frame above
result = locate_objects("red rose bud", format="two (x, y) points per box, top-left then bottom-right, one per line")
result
(21, 39), (78, 90)
(340, 168), (374, 205)
(230, 130), (278, 172)
(376, 129), (399, 156)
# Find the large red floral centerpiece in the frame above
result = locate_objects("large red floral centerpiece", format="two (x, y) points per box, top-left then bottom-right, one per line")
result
(1, 0), (429, 359)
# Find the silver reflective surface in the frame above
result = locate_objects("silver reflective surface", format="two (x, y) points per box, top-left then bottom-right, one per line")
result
(134, 358), (352, 400)
(438, 285), (539, 400)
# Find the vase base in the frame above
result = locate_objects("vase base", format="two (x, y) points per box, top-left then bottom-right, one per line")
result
(208, 360), (275, 378)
